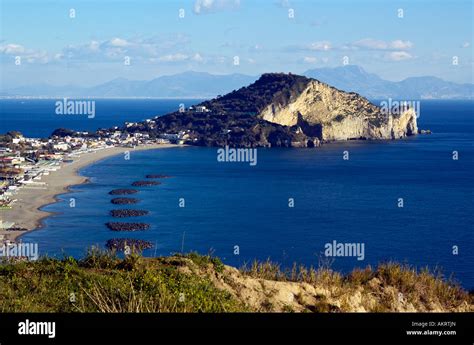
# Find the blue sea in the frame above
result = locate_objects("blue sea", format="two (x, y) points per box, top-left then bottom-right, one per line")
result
(0, 99), (203, 138)
(1, 99), (473, 289)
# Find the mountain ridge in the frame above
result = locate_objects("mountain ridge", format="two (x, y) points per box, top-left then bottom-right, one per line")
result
(2, 71), (257, 99)
(2, 66), (472, 99)
(304, 66), (473, 100)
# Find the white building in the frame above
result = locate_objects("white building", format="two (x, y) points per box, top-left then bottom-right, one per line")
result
(53, 143), (69, 151)
(196, 106), (210, 113)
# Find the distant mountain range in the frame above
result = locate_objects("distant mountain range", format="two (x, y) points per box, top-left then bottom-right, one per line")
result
(2, 66), (473, 99)
(304, 65), (474, 100)
(1, 72), (257, 99)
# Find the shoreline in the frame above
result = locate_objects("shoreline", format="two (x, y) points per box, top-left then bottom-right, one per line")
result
(0, 144), (181, 243)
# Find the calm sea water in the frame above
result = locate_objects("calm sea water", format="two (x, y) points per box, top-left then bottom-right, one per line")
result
(8, 100), (474, 289)
(0, 99), (202, 137)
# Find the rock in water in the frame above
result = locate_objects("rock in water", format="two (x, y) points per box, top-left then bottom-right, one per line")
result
(146, 174), (173, 179)
(105, 238), (153, 251)
(110, 209), (149, 218)
(131, 181), (161, 187)
(109, 189), (139, 195)
(111, 198), (139, 205)
(106, 222), (150, 231)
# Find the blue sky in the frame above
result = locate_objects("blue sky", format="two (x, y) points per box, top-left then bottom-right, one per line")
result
(0, 0), (472, 87)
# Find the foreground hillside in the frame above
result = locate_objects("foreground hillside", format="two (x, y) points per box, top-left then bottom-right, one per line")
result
(0, 251), (471, 313)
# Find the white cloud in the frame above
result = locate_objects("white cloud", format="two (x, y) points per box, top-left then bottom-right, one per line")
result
(349, 38), (413, 51)
(53, 53), (64, 61)
(385, 51), (413, 61)
(295, 38), (413, 53)
(109, 38), (129, 47)
(0, 43), (25, 55)
(352, 38), (387, 50)
(59, 35), (190, 63)
(6, 35), (190, 66)
(88, 41), (100, 51)
(307, 41), (331, 51)
(303, 56), (318, 63)
(289, 41), (331, 52)
(462, 42), (470, 48)
(0, 43), (49, 63)
(193, 0), (240, 14)
(192, 53), (204, 62)
(158, 53), (189, 62)
(154, 52), (206, 63)
(389, 40), (413, 50)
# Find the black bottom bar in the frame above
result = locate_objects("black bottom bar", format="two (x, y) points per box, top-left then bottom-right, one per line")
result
(0, 313), (472, 345)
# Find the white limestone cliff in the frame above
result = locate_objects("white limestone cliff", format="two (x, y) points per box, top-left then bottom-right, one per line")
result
(259, 79), (418, 141)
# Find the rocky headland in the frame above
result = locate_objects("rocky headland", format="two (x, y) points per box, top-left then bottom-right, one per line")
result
(119, 73), (418, 148)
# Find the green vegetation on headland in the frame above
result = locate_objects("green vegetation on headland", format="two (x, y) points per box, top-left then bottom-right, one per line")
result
(0, 249), (471, 313)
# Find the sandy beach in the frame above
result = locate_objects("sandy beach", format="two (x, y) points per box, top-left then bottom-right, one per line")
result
(0, 144), (179, 242)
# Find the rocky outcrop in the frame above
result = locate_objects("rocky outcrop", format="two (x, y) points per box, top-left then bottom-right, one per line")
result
(176, 256), (472, 313)
(259, 76), (418, 141)
(121, 73), (418, 147)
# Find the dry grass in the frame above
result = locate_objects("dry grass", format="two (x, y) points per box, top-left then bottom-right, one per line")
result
(241, 259), (343, 288)
(240, 260), (472, 312)
(0, 250), (471, 313)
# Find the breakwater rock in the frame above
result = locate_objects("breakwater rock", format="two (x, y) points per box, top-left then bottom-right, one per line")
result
(131, 181), (161, 187)
(111, 198), (140, 205)
(110, 209), (149, 218)
(109, 189), (139, 195)
(106, 222), (150, 231)
(146, 174), (173, 179)
(105, 238), (153, 251)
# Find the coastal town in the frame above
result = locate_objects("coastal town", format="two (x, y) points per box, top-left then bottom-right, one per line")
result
(0, 124), (188, 249)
